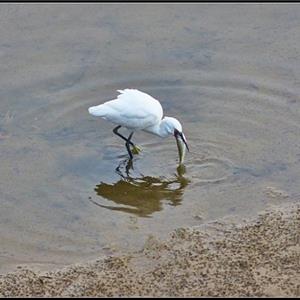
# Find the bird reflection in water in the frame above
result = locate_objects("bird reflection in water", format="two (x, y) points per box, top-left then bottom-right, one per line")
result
(90, 160), (190, 218)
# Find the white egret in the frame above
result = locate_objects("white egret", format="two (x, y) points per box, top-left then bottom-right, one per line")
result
(88, 89), (189, 163)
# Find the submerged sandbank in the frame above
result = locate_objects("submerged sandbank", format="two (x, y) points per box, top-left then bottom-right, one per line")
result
(0, 202), (299, 297)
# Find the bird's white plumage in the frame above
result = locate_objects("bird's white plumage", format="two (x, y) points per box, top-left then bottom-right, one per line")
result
(88, 89), (163, 130)
(88, 89), (188, 163)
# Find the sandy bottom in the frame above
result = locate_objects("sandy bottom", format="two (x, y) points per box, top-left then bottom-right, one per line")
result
(0, 203), (299, 297)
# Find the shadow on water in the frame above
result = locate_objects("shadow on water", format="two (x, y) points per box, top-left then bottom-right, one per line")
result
(90, 160), (190, 218)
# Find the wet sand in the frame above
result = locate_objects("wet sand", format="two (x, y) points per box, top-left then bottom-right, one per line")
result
(0, 202), (298, 297)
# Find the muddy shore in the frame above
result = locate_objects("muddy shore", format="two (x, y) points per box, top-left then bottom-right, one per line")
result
(0, 202), (299, 297)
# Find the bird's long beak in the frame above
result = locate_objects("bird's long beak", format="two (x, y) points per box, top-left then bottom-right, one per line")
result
(175, 130), (189, 164)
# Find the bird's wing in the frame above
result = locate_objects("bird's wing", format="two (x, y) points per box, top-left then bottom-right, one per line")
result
(101, 89), (163, 129)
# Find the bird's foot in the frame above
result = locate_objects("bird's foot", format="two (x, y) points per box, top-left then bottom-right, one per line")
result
(131, 145), (142, 154)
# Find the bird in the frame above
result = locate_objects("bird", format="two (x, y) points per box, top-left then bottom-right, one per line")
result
(88, 89), (189, 163)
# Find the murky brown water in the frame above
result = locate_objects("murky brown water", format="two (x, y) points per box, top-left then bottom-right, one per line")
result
(0, 3), (299, 273)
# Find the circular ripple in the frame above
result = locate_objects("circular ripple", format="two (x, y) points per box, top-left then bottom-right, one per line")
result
(187, 157), (234, 185)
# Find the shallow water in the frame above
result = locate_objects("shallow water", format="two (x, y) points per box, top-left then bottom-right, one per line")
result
(0, 4), (299, 272)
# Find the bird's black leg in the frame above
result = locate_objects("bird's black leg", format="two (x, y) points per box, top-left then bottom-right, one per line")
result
(113, 125), (135, 147)
(125, 132), (134, 160)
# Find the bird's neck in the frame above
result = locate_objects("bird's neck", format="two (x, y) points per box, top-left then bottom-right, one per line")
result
(144, 118), (170, 138)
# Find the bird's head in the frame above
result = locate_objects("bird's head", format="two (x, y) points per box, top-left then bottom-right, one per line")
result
(163, 117), (189, 164)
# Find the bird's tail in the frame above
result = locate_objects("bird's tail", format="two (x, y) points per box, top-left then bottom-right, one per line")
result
(88, 104), (106, 117)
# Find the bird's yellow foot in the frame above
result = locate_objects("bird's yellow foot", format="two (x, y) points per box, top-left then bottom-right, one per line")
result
(132, 145), (142, 154)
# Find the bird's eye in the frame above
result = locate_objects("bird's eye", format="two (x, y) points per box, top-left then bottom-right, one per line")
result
(174, 129), (179, 136)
